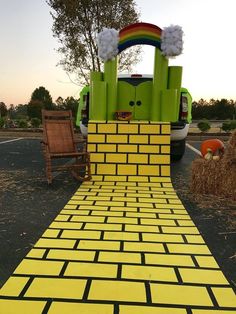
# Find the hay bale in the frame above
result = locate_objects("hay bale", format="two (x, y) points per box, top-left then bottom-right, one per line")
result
(191, 130), (236, 200)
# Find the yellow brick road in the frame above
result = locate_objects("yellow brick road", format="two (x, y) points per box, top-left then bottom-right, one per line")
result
(0, 179), (235, 313)
(0, 121), (235, 313)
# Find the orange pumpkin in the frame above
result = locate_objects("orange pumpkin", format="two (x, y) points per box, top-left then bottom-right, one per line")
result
(200, 139), (224, 157)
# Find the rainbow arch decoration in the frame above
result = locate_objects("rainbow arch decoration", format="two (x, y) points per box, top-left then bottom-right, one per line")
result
(118, 22), (162, 54)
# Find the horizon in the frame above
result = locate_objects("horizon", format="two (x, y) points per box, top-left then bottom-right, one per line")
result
(1, 0), (236, 106)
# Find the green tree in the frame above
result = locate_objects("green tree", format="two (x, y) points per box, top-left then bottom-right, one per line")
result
(0, 102), (8, 117)
(47, 0), (141, 84)
(28, 87), (54, 120)
(55, 96), (79, 118)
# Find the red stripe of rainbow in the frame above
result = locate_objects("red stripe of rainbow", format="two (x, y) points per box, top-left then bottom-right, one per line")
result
(118, 22), (162, 53)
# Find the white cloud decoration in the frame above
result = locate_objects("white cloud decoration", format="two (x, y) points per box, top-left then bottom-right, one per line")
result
(97, 28), (119, 61)
(161, 25), (184, 58)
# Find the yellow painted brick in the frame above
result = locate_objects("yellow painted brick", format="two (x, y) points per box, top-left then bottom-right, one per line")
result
(145, 253), (195, 266)
(98, 123), (117, 133)
(25, 278), (86, 299)
(91, 210), (123, 217)
(150, 135), (170, 144)
(161, 165), (171, 176)
(88, 123), (97, 133)
(64, 204), (77, 209)
(88, 134), (105, 143)
(98, 192), (125, 197)
(195, 256), (219, 268)
(47, 249), (95, 261)
(118, 124), (138, 133)
(140, 124), (160, 134)
(129, 135), (148, 144)
(70, 215), (105, 223)
(85, 196), (111, 201)
(61, 230), (101, 239)
(49, 222), (82, 230)
(128, 176), (149, 182)
(119, 305), (186, 314)
(79, 205), (109, 211)
(91, 164), (96, 174)
(128, 154), (148, 164)
(162, 226), (199, 234)
(106, 134), (128, 143)
(118, 164), (137, 175)
(97, 144), (117, 152)
(65, 262), (117, 278)
(27, 249), (46, 258)
(0, 276), (30, 296)
(99, 251), (141, 263)
(88, 280), (146, 302)
(97, 164), (116, 175)
(177, 220), (195, 226)
(107, 217), (138, 224)
(118, 144), (138, 153)
(0, 300), (46, 314)
(14, 259), (64, 276)
(95, 201), (125, 207)
(159, 214), (190, 220)
(211, 287), (236, 307)
(125, 224), (159, 233)
(104, 231), (139, 241)
(151, 283), (213, 306)
(68, 200), (93, 205)
(143, 233), (184, 243)
(169, 199), (182, 204)
(140, 208), (171, 214)
(139, 197), (166, 204)
(109, 206), (138, 213)
(78, 240), (120, 251)
(192, 310), (236, 314)
(150, 155), (170, 164)
(84, 223), (122, 231)
(122, 264), (177, 282)
(87, 143), (96, 152)
(138, 165), (160, 176)
(141, 218), (176, 226)
(42, 229), (60, 238)
(139, 145), (160, 153)
(90, 153), (105, 163)
(126, 212), (156, 218)
(179, 268), (228, 285)
(161, 124), (171, 134)
(161, 145), (170, 153)
(48, 302), (113, 314)
(35, 238), (76, 249)
(106, 153), (127, 163)
(124, 241), (165, 253)
(168, 244), (211, 255)
(185, 235), (205, 244)
(55, 214), (70, 222)
(105, 175), (127, 181)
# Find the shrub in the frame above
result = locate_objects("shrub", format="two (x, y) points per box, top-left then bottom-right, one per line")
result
(31, 117), (41, 128)
(230, 120), (236, 130)
(0, 117), (4, 128)
(18, 119), (28, 128)
(197, 120), (211, 132)
(222, 121), (232, 132)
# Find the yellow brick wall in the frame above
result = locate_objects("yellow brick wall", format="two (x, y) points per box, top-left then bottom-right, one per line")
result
(87, 121), (170, 178)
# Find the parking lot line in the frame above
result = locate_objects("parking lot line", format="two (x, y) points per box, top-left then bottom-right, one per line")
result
(0, 138), (23, 144)
(186, 142), (202, 156)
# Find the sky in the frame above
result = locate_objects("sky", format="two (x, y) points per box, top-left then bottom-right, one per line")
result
(0, 0), (236, 106)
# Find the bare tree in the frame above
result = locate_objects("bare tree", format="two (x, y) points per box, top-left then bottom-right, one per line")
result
(47, 0), (141, 85)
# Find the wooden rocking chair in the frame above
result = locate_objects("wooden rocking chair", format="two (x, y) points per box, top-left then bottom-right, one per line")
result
(41, 110), (91, 184)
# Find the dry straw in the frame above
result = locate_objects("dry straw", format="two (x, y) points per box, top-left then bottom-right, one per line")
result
(191, 130), (236, 200)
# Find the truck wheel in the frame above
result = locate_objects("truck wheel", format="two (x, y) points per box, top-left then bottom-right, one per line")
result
(171, 139), (186, 161)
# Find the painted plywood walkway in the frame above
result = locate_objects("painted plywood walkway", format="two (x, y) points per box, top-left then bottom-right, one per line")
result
(0, 121), (236, 313)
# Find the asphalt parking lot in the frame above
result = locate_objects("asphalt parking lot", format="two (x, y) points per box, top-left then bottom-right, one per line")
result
(0, 137), (235, 289)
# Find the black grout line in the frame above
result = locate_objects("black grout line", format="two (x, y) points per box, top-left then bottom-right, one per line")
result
(82, 279), (92, 300)
(42, 300), (53, 314)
